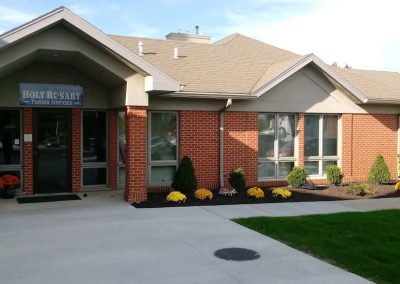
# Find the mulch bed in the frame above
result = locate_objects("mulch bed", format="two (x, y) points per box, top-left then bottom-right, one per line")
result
(133, 183), (400, 208)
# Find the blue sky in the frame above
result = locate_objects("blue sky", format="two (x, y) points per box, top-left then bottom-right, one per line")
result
(1, 0), (399, 71)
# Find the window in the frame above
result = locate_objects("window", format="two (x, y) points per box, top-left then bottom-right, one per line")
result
(304, 115), (339, 176)
(82, 111), (107, 186)
(118, 111), (126, 186)
(258, 113), (296, 179)
(148, 112), (178, 185)
(0, 109), (22, 189)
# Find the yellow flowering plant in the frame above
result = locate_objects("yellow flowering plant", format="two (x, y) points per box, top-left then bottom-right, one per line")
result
(272, 188), (292, 199)
(247, 187), (265, 199)
(166, 191), (186, 203)
(194, 189), (213, 200)
(394, 182), (400, 190)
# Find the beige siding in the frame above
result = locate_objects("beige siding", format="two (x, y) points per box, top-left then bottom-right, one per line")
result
(0, 25), (149, 108)
(0, 63), (109, 108)
(229, 66), (366, 113)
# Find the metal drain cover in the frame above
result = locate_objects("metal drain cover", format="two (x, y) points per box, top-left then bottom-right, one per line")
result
(214, 247), (260, 261)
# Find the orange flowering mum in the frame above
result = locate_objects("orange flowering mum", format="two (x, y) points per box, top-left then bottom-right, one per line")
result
(2, 174), (20, 187)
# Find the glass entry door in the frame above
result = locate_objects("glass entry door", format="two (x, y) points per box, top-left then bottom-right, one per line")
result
(34, 110), (71, 194)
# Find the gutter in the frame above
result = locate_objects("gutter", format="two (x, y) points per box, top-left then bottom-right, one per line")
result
(219, 98), (232, 188)
(157, 91), (256, 100)
(364, 98), (400, 104)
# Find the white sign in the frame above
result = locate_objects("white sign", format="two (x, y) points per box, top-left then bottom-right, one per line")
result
(24, 134), (32, 142)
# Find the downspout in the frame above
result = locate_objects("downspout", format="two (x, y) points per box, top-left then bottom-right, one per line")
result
(219, 98), (232, 188)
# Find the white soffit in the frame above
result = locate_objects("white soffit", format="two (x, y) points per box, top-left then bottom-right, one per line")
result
(0, 6), (180, 93)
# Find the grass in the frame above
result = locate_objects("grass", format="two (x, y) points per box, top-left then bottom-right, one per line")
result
(234, 210), (400, 284)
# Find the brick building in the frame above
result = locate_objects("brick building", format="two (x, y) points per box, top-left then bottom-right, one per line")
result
(1, 7), (399, 203)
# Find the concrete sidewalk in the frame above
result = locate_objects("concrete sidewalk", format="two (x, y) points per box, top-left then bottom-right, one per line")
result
(199, 197), (400, 219)
(1, 192), (395, 284)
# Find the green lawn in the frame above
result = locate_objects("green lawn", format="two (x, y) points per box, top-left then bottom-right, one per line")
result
(234, 210), (400, 284)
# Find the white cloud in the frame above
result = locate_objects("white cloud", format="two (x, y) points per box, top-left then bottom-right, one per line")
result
(217, 0), (400, 71)
(0, 5), (35, 24)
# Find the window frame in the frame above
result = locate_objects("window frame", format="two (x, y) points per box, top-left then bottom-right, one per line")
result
(258, 113), (297, 181)
(0, 108), (23, 190)
(117, 110), (126, 187)
(81, 110), (108, 188)
(147, 111), (179, 186)
(304, 114), (340, 177)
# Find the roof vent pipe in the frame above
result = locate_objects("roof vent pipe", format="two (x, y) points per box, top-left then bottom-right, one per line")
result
(174, 47), (179, 59)
(195, 25), (199, 35)
(138, 41), (143, 56)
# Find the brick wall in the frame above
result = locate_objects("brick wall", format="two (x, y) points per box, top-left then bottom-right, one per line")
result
(297, 114), (305, 168)
(22, 108), (33, 195)
(71, 109), (81, 193)
(224, 111), (258, 187)
(179, 111), (219, 189)
(125, 106), (147, 202)
(108, 110), (118, 190)
(342, 114), (398, 182)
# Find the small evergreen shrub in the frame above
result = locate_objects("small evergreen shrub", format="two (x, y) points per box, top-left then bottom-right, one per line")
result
(346, 183), (374, 196)
(368, 154), (391, 184)
(172, 155), (198, 193)
(326, 165), (343, 185)
(287, 167), (308, 188)
(228, 167), (246, 192)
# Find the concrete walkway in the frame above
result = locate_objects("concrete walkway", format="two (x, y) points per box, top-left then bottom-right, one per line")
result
(1, 192), (396, 284)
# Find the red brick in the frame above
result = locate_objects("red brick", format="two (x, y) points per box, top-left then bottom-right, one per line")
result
(125, 106), (147, 202)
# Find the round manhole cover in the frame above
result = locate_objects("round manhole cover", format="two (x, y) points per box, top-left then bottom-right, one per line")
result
(214, 247), (261, 261)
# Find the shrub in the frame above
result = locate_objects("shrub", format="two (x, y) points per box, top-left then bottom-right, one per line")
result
(326, 165), (343, 185)
(272, 188), (292, 199)
(166, 191), (186, 203)
(394, 182), (400, 191)
(228, 167), (246, 192)
(194, 189), (213, 200)
(287, 167), (308, 188)
(368, 154), (391, 184)
(346, 183), (375, 196)
(172, 156), (197, 193)
(247, 187), (265, 198)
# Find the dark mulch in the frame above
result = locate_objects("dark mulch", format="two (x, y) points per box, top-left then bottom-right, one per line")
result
(17, 194), (81, 204)
(133, 183), (400, 208)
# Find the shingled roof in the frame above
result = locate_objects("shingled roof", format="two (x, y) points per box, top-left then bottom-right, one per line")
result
(334, 67), (400, 102)
(111, 33), (400, 103)
(110, 33), (300, 94)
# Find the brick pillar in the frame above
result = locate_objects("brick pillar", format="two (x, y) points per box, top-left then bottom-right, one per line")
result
(108, 110), (118, 190)
(23, 108), (33, 195)
(71, 109), (81, 193)
(297, 113), (305, 168)
(341, 114), (353, 181)
(125, 106), (147, 203)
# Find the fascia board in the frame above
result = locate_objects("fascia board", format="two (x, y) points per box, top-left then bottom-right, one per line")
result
(0, 7), (180, 92)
